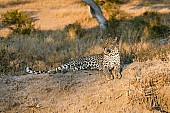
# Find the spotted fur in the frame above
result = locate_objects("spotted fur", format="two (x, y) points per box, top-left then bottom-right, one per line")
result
(26, 45), (121, 79)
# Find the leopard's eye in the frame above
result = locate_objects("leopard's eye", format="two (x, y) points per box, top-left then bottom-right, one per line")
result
(106, 49), (111, 53)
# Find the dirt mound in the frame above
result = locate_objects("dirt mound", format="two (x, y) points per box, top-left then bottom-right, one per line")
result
(0, 60), (169, 113)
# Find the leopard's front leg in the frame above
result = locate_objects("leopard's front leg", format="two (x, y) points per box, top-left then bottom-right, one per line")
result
(111, 65), (122, 79)
(103, 68), (114, 80)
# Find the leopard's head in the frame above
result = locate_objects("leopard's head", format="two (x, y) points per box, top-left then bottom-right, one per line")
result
(103, 37), (119, 56)
(104, 45), (119, 56)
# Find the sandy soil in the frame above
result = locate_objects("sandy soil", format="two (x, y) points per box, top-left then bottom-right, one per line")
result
(0, 60), (170, 113)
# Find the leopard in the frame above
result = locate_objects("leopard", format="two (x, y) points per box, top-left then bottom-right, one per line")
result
(26, 44), (121, 80)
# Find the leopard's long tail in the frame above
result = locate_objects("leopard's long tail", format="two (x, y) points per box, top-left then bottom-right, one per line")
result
(26, 67), (48, 74)
(26, 64), (70, 74)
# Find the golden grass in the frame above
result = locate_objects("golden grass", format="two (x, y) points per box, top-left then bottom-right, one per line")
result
(0, 0), (170, 75)
(0, 28), (103, 75)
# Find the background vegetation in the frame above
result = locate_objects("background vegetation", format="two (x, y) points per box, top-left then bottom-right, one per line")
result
(1, 9), (35, 35)
(0, 0), (169, 76)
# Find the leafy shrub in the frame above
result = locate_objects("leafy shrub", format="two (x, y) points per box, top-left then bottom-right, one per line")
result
(1, 9), (35, 35)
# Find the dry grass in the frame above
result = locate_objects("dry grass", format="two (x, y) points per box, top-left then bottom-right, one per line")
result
(0, 0), (170, 75)
(0, 0), (169, 69)
(0, 28), (103, 75)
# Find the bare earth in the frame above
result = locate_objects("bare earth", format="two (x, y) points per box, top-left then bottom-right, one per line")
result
(0, 0), (170, 113)
(0, 60), (170, 113)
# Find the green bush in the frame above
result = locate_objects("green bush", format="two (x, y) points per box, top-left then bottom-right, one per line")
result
(1, 9), (35, 35)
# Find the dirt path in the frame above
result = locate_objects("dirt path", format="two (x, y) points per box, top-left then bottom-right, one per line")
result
(0, 60), (170, 113)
